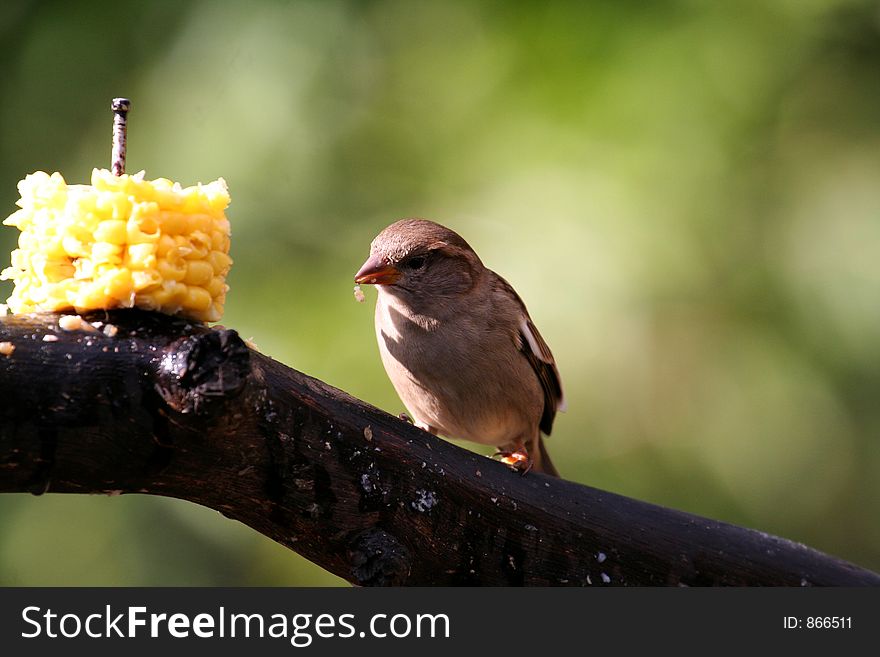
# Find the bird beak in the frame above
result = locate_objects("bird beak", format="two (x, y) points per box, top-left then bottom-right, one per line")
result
(355, 254), (401, 285)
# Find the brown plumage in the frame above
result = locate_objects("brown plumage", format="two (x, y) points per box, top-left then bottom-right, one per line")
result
(355, 218), (565, 476)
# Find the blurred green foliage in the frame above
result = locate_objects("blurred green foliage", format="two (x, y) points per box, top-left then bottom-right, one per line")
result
(1, 0), (879, 585)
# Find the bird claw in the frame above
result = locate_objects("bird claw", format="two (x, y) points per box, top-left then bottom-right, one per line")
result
(398, 412), (414, 424)
(494, 449), (533, 475)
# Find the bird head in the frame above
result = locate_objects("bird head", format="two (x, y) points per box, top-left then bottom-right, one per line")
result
(355, 219), (483, 299)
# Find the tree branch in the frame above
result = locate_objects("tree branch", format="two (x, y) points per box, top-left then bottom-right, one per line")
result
(0, 311), (877, 586)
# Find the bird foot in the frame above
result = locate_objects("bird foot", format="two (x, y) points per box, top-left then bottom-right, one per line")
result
(398, 412), (414, 424)
(494, 448), (533, 475)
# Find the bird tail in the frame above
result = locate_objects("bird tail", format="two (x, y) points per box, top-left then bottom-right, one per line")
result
(535, 436), (560, 478)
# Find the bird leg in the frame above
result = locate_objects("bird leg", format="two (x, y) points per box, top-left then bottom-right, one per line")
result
(494, 446), (532, 475)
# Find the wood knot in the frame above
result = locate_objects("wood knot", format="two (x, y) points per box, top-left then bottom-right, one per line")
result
(348, 528), (411, 586)
(156, 329), (250, 415)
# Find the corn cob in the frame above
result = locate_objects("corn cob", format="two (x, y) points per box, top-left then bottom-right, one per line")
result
(1, 168), (232, 322)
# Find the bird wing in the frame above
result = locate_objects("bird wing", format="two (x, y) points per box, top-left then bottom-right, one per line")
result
(493, 274), (566, 435)
(519, 316), (566, 434)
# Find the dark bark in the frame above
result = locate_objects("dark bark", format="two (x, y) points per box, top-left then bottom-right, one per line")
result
(0, 310), (877, 586)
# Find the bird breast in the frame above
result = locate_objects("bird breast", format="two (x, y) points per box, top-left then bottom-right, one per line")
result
(373, 288), (542, 446)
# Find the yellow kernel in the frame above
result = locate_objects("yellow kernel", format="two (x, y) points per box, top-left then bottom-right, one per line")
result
(166, 281), (189, 307)
(58, 314), (84, 331)
(209, 250), (232, 273)
(156, 233), (176, 257)
(187, 214), (211, 233)
(145, 285), (172, 307)
(94, 219), (127, 244)
(44, 261), (75, 281)
(126, 243), (156, 270)
(73, 258), (94, 279)
(132, 270), (162, 292)
(185, 231), (210, 260)
(92, 242), (122, 264)
(157, 258), (186, 282)
(206, 276), (225, 298)
(73, 285), (108, 309)
(202, 304), (222, 322)
(136, 294), (159, 311)
(155, 188), (184, 211)
(9, 250), (27, 269)
(159, 211), (186, 234)
(127, 214), (160, 244)
(183, 260), (213, 286)
(95, 193), (131, 221)
(67, 224), (95, 243)
(184, 286), (213, 311)
(210, 230), (225, 251)
(100, 268), (133, 301)
(62, 235), (89, 258)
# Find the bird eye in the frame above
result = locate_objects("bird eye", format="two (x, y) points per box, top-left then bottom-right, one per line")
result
(405, 255), (427, 270)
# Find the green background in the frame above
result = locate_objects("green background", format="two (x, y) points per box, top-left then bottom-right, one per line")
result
(1, 0), (878, 585)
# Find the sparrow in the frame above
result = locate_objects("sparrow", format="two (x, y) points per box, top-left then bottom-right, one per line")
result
(354, 218), (565, 476)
